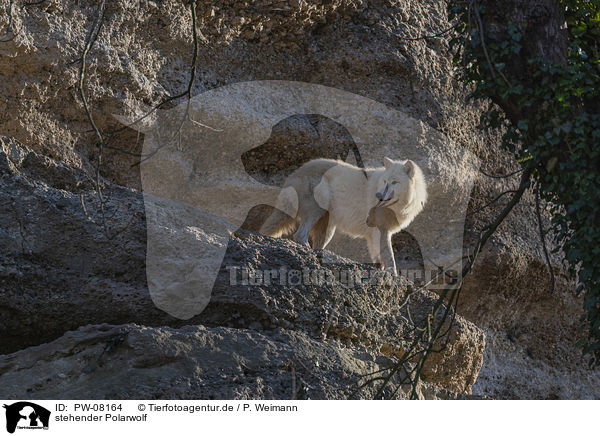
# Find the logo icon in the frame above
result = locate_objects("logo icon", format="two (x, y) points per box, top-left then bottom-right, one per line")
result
(3, 402), (50, 433)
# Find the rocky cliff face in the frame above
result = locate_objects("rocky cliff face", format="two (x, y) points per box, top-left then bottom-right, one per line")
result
(0, 0), (598, 399)
(0, 137), (485, 398)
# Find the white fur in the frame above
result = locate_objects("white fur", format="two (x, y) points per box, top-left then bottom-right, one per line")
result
(260, 157), (427, 275)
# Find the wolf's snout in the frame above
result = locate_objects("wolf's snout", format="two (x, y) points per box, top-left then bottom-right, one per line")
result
(376, 187), (393, 202)
(376, 182), (393, 202)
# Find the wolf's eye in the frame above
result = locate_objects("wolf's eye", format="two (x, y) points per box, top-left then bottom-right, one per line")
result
(391, 181), (399, 185)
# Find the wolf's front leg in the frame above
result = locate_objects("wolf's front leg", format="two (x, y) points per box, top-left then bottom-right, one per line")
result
(366, 230), (382, 267)
(378, 229), (397, 276)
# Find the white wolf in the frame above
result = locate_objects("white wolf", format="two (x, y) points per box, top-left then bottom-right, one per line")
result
(260, 157), (427, 275)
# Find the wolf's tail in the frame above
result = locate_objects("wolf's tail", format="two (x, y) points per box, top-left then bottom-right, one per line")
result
(260, 185), (298, 237)
(260, 208), (296, 238)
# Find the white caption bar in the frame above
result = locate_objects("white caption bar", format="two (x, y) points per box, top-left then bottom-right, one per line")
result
(0, 400), (594, 436)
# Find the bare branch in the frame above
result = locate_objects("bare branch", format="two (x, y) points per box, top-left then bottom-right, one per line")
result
(23, 0), (47, 6)
(479, 167), (524, 179)
(469, 189), (518, 216)
(536, 183), (556, 293)
(78, 0), (107, 233)
(472, 0), (512, 86)
(0, 0), (15, 42)
(395, 22), (461, 41)
(129, 0), (206, 168)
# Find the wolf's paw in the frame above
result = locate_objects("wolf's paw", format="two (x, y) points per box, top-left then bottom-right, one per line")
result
(384, 266), (398, 277)
(293, 236), (310, 246)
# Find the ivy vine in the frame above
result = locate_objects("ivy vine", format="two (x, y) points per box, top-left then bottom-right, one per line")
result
(449, 0), (600, 366)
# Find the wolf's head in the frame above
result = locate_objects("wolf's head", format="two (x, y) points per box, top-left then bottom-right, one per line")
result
(375, 157), (426, 207)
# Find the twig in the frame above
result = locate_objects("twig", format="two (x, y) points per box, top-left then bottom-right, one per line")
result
(388, 363), (419, 399)
(472, 1), (495, 80)
(479, 167), (523, 179)
(290, 362), (296, 400)
(78, 0), (107, 233)
(472, 0), (512, 86)
(536, 183), (556, 293)
(469, 189), (518, 216)
(10, 202), (26, 254)
(98, 89), (188, 142)
(82, 1), (219, 165)
(396, 22), (461, 41)
(77, 1), (136, 241)
(471, 164), (533, 258)
(0, 0), (15, 42)
(130, 0), (205, 167)
(79, 193), (96, 223)
(348, 376), (388, 399)
(462, 0), (473, 70)
(106, 213), (136, 240)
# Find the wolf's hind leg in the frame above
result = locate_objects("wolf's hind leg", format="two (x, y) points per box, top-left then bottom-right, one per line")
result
(260, 186), (299, 237)
(294, 207), (326, 245)
(260, 208), (296, 237)
(310, 212), (336, 249)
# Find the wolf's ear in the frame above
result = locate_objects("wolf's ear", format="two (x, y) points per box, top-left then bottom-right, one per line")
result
(404, 160), (416, 178)
(383, 157), (394, 168)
